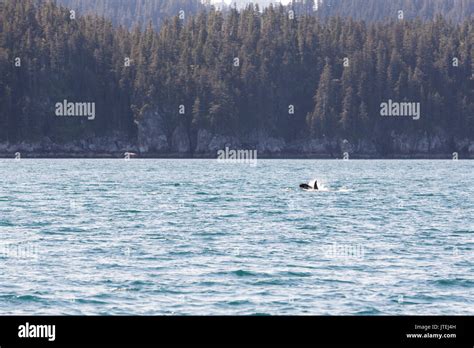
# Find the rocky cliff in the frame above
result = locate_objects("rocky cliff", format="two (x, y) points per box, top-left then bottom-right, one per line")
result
(1, 109), (473, 158)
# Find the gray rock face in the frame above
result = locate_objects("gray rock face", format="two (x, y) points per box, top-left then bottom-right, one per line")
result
(195, 129), (213, 153)
(0, 115), (473, 157)
(416, 135), (430, 153)
(255, 133), (285, 153)
(137, 109), (168, 153)
(171, 124), (190, 153)
(190, 130), (464, 157)
(208, 134), (242, 153)
(0, 142), (9, 152)
(387, 131), (474, 157)
(428, 134), (444, 153)
(340, 139), (353, 154)
(294, 138), (337, 154)
(355, 139), (377, 154)
(454, 138), (474, 157)
(469, 142), (474, 154)
(454, 138), (470, 150)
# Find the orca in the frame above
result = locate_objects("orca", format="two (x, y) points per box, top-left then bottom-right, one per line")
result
(300, 180), (319, 190)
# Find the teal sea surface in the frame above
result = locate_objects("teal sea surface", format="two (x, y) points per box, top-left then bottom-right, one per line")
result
(0, 159), (473, 315)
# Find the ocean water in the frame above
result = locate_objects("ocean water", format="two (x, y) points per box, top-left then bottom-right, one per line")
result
(0, 159), (472, 315)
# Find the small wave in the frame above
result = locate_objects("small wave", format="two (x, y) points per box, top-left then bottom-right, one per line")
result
(321, 278), (356, 284)
(355, 308), (382, 315)
(195, 191), (209, 195)
(252, 279), (287, 285)
(0, 220), (15, 227)
(118, 209), (142, 213)
(233, 269), (255, 277)
(198, 281), (219, 287)
(283, 271), (312, 277)
(432, 278), (474, 288)
(228, 299), (252, 306)
(4, 294), (46, 303)
(73, 298), (109, 305)
(251, 312), (271, 316)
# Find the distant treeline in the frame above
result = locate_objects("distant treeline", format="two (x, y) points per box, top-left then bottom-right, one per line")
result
(57, 0), (205, 30)
(55, 0), (474, 29)
(0, 0), (473, 144)
(315, 0), (474, 23)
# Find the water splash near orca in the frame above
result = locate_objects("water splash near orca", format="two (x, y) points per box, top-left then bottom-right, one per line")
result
(299, 179), (348, 192)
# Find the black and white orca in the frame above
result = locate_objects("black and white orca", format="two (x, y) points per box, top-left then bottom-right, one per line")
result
(300, 180), (318, 190)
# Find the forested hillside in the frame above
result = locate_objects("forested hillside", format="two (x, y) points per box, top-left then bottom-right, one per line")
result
(0, 0), (135, 143)
(57, 0), (204, 29)
(229, 0), (282, 9)
(316, 0), (474, 23)
(56, 0), (474, 27)
(1, 0), (473, 156)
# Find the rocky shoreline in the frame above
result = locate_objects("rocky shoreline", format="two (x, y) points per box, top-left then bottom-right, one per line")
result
(1, 129), (473, 159)
(2, 108), (474, 158)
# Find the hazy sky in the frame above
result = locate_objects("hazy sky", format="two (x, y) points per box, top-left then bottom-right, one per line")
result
(211, 0), (293, 5)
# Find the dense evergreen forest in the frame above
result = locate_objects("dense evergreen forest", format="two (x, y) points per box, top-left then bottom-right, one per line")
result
(316, 0), (474, 23)
(56, 0), (474, 28)
(57, 0), (204, 30)
(0, 0), (473, 156)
